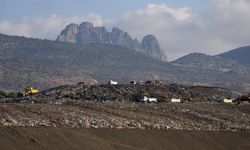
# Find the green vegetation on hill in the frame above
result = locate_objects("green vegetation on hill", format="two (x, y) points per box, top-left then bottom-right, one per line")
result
(0, 90), (23, 98)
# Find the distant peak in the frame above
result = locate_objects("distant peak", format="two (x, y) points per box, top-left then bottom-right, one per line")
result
(142, 34), (158, 45)
(143, 34), (157, 40)
(79, 22), (94, 28)
(56, 22), (168, 61)
(141, 34), (167, 61)
(111, 27), (122, 33)
(66, 23), (78, 27)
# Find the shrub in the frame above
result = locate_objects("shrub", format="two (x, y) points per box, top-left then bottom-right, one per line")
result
(5, 92), (24, 98)
(0, 90), (6, 97)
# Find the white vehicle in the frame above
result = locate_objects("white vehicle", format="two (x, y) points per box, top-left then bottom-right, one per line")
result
(224, 98), (233, 103)
(130, 81), (137, 85)
(138, 96), (157, 103)
(108, 80), (118, 85)
(171, 98), (181, 103)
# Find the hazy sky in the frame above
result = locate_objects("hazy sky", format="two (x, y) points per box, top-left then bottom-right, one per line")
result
(1, 0), (250, 60)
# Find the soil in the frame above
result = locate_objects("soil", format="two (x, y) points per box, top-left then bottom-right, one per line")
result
(0, 127), (249, 150)
(0, 84), (250, 149)
(0, 102), (249, 130)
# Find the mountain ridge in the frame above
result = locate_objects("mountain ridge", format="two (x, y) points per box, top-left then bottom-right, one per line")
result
(217, 45), (250, 66)
(171, 52), (249, 74)
(56, 22), (168, 61)
(1, 33), (250, 91)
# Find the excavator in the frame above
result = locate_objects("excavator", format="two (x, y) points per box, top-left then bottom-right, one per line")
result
(25, 86), (40, 95)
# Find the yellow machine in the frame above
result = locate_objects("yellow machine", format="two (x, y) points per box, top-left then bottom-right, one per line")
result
(25, 86), (40, 95)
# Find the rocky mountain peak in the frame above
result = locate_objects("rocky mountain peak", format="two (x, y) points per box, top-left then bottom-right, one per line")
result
(141, 34), (167, 61)
(56, 23), (79, 43)
(79, 22), (94, 29)
(111, 27), (122, 34)
(142, 34), (160, 50)
(56, 22), (168, 61)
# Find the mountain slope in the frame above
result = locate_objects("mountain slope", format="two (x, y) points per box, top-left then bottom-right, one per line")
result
(0, 33), (175, 91)
(56, 22), (168, 61)
(172, 53), (249, 74)
(217, 46), (250, 66)
(171, 52), (250, 90)
(1, 33), (250, 91)
(0, 34), (97, 91)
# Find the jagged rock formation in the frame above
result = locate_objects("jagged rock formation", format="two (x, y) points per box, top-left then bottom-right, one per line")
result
(56, 22), (167, 61)
(141, 35), (167, 61)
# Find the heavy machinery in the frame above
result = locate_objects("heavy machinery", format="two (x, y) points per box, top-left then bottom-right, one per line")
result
(25, 86), (40, 95)
(233, 95), (250, 105)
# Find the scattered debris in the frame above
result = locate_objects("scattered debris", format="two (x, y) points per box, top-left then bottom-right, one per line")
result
(137, 81), (145, 85)
(77, 82), (86, 86)
(130, 81), (137, 85)
(0, 83), (249, 131)
(171, 98), (181, 103)
(145, 81), (153, 85)
(137, 96), (157, 103)
(108, 80), (118, 85)
(0, 84), (240, 104)
(233, 95), (250, 105)
(154, 80), (163, 86)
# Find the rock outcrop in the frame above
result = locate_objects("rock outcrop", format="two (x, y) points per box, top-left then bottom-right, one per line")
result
(57, 23), (79, 43)
(56, 22), (167, 61)
(141, 35), (168, 61)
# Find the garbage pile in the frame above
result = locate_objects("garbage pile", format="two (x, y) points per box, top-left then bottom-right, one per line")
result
(0, 83), (240, 104)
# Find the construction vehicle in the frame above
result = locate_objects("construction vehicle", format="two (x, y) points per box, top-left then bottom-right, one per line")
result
(25, 86), (40, 95)
(233, 95), (250, 105)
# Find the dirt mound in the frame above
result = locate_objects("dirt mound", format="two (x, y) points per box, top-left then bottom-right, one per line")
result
(2, 84), (240, 104)
(0, 84), (249, 131)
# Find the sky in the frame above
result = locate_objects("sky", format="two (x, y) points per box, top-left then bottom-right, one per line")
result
(1, 0), (250, 60)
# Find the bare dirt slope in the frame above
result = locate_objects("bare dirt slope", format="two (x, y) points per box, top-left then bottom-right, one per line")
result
(0, 127), (249, 150)
(0, 102), (249, 130)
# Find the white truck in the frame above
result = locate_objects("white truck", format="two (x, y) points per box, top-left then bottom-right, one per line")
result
(138, 96), (157, 103)
(171, 98), (181, 103)
(108, 80), (118, 85)
(224, 98), (233, 103)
